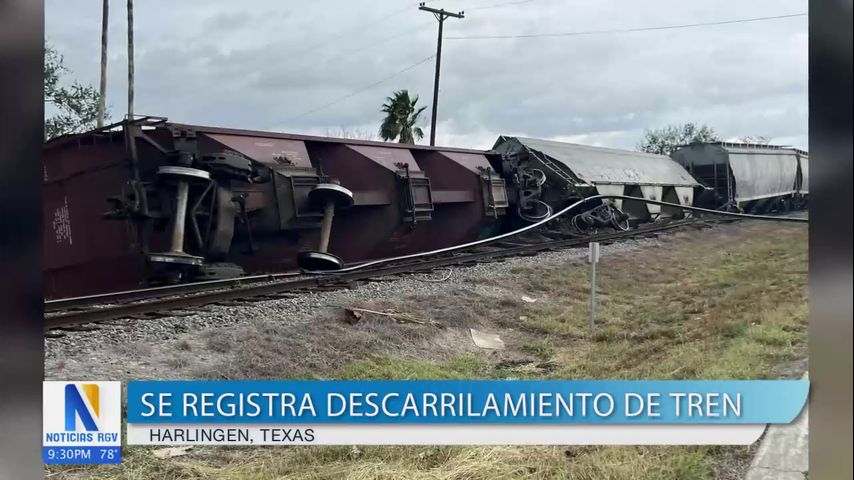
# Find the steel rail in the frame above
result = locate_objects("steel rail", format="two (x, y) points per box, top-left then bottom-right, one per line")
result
(44, 272), (301, 312)
(44, 196), (804, 312)
(44, 220), (700, 331)
(44, 195), (808, 313)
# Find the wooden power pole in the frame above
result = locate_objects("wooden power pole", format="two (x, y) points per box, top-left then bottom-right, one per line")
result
(126, 0), (134, 118)
(418, 2), (464, 146)
(97, 0), (108, 128)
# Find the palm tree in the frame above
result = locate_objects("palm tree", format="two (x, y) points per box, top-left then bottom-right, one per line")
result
(379, 90), (427, 144)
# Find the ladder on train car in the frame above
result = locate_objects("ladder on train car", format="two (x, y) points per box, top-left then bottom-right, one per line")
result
(524, 146), (578, 185)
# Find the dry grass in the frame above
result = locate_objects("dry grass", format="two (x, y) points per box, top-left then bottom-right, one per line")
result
(52, 444), (732, 480)
(190, 297), (483, 380)
(47, 221), (807, 480)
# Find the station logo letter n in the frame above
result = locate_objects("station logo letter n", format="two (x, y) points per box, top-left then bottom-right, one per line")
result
(65, 384), (99, 431)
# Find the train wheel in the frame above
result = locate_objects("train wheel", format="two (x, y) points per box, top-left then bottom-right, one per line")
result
(298, 251), (344, 272)
(610, 208), (630, 231)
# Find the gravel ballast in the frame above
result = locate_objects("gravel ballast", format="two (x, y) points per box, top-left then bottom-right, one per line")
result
(45, 235), (667, 379)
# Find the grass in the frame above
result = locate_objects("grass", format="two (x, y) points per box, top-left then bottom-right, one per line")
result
(520, 339), (557, 361)
(58, 444), (721, 480)
(340, 355), (492, 380)
(47, 222), (807, 480)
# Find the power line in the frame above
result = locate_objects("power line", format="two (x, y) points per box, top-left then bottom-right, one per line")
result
(281, 3), (432, 80)
(467, 0), (535, 11)
(286, 54), (437, 122)
(446, 12), (807, 40)
(418, 0), (535, 13)
(310, 21), (435, 72)
(298, 3), (416, 55)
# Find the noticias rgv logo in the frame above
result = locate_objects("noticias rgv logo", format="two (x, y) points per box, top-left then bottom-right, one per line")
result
(65, 383), (100, 432)
(43, 381), (122, 461)
(44, 381), (123, 465)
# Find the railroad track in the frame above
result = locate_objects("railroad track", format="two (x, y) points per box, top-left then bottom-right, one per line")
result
(44, 218), (719, 333)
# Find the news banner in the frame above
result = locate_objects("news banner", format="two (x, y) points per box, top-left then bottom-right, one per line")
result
(44, 379), (809, 464)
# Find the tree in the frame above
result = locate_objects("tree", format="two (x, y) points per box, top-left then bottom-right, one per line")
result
(736, 135), (770, 145)
(638, 123), (720, 155)
(326, 126), (377, 141)
(44, 43), (106, 140)
(379, 90), (427, 144)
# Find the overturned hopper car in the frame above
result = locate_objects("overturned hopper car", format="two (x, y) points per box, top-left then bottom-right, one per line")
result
(492, 136), (699, 224)
(44, 117), (509, 299)
(671, 142), (809, 213)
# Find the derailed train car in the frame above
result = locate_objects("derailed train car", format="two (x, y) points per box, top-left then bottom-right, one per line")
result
(671, 142), (809, 212)
(491, 136), (699, 227)
(44, 118), (808, 299)
(44, 118), (509, 299)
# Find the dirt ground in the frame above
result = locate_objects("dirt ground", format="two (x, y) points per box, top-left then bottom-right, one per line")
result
(45, 219), (808, 480)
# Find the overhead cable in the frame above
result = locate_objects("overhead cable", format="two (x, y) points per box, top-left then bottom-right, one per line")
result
(467, 0), (536, 11)
(286, 54), (436, 121)
(446, 12), (807, 40)
(299, 3), (416, 55)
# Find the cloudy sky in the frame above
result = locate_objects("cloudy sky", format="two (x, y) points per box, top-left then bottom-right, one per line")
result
(45, 0), (808, 150)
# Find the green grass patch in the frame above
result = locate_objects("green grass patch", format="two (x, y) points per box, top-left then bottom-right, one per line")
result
(520, 339), (557, 361)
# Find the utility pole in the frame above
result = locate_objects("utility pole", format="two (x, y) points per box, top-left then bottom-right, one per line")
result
(127, 0), (134, 118)
(97, 0), (108, 128)
(418, 2), (464, 146)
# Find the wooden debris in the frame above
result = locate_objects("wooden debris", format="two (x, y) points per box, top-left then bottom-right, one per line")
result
(344, 308), (363, 325)
(344, 307), (442, 327)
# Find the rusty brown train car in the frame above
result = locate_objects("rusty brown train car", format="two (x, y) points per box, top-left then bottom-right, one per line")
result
(44, 117), (509, 299)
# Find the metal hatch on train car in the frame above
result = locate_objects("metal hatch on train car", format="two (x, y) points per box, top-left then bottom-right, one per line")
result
(342, 144), (435, 223)
(422, 150), (509, 219)
(480, 167), (509, 218)
(396, 163), (434, 223)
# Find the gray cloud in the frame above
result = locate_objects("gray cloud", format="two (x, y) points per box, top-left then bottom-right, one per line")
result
(46, 0), (808, 150)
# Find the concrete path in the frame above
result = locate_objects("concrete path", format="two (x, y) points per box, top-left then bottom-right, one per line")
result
(744, 376), (809, 480)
